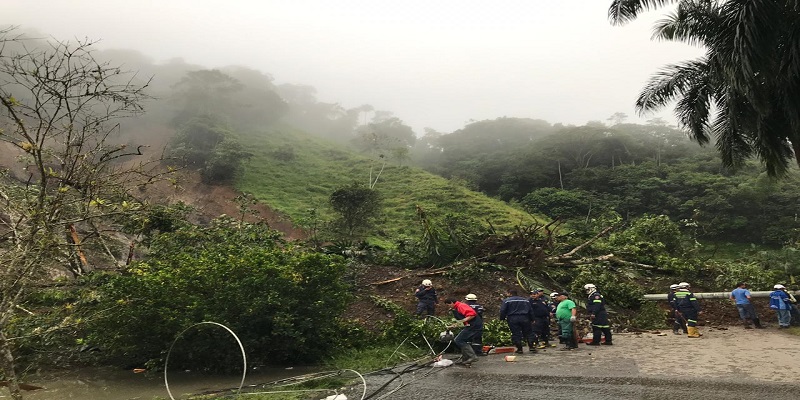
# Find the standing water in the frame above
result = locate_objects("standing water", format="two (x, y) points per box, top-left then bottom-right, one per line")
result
(14, 366), (321, 400)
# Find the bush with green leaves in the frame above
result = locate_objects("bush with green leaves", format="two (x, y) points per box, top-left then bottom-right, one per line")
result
(416, 210), (488, 267)
(167, 116), (251, 184)
(630, 302), (668, 330)
(608, 214), (688, 265)
(570, 265), (645, 310)
(83, 217), (353, 368)
(329, 183), (382, 243)
(445, 262), (506, 285)
(481, 318), (512, 346)
(712, 261), (785, 292)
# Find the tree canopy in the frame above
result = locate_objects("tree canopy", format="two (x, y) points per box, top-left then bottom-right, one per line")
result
(609, 0), (800, 176)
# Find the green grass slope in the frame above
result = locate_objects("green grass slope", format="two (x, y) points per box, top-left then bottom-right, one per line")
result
(236, 127), (539, 241)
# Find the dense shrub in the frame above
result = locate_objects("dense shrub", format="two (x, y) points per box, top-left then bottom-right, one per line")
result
(84, 217), (353, 368)
(570, 265), (645, 310)
(712, 261), (785, 292)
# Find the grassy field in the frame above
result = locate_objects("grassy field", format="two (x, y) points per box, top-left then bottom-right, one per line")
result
(236, 126), (540, 242)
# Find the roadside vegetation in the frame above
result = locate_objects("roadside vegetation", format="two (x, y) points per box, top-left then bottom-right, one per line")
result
(3, 9), (800, 398)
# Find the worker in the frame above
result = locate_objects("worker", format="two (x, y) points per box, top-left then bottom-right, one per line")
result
(549, 292), (562, 344)
(668, 284), (687, 334)
(444, 298), (482, 365)
(674, 282), (702, 338)
(549, 292), (560, 315)
(730, 282), (764, 329)
(464, 293), (486, 356)
(769, 284), (792, 328)
(500, 289), (535, 354)
(528, 289), (552, 348)
(414, 279), (438, 318)
(787, 288), (800, 326)
(584, 284), (613, 346)
(555, 292), (579, 350)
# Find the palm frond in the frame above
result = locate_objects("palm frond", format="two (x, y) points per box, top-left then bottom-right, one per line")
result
(722, 0), (782, 92)
(651, 0), (722, 46)
(608, 0), (678, 25)
(673, 81), (712, 145)
(712, 100), (752, 170)
(635, 58), (710, 113)
(755, 123), (794, 177)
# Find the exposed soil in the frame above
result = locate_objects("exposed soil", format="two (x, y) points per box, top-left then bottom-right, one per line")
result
(138, 169), (306, 241)
(344, 263), (756, 332)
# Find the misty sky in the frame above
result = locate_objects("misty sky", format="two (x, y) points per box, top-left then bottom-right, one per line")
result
(7, 0), (702, 135)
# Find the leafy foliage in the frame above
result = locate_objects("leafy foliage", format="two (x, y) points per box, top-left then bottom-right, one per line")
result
(329, 183), (382, 243)
(416, 208), (489, 267)
(481, 319), (512, 346)
(610, 0), (800, 176)
(570, 266), (645, 310)
(84, 218), (353, 367)
(167, 116), (252, 183)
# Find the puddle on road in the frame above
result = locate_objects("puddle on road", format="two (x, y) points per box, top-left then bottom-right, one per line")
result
(12, 366), (320, 400)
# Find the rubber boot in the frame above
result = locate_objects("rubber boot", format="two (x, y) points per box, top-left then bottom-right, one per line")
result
(471, 343), (485, 356)
(687, 326), (701, 338)
(601, 328), (613, 345)
(514, 341), (524, 354)
(754, 318), (765, 329)
(461, 343), (479, 364)
(744, 319), (753, 329)
(527, 340), (538, 352)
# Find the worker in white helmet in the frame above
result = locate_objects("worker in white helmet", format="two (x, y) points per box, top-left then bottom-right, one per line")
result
(584, 284), (612, 346)
(769, 284), (792, 328)
(668, 284), (687, 335)
(674, 282), (702, 337)
(464, 294), (486, 355)
(414, 279), (438, 318)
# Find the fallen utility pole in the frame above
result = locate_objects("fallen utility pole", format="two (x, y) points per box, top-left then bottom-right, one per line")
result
(643, 291), (800, 301)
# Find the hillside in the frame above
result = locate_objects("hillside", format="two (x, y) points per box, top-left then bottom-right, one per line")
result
(235, 125), (540, 242)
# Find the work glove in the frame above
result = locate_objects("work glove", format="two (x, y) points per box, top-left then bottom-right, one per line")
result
(570, 316), (577, 322)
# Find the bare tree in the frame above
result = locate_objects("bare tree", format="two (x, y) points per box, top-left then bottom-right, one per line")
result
(0, 29), (166, 399)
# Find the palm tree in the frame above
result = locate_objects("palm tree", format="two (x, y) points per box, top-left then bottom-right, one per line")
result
(609, 0), (800, 176)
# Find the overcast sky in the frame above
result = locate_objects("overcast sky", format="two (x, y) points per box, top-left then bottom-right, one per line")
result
(7, 0), (702, 134)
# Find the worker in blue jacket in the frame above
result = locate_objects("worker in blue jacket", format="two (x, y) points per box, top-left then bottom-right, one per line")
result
(528, 289), (552, 348)
(770, 284), (792, 328)
(464, 293), (486, 355)
(500, 289), (535, 354)
(584, 284), (613, 346)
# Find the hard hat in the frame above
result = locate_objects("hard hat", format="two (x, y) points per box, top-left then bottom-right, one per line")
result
(774, 284), (786, 289)
(678, 282), (690, 289)
(422, 279), (432, 287)
(465, 293), (478, 301)
(669, 284), (679, 290)
(550, 292), (559, 298)
(584, 283), (596, 291)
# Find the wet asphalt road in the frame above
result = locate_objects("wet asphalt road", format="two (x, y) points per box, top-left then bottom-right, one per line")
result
(346, 349), (800, 400)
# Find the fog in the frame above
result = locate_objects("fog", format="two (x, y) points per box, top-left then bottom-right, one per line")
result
(7, 0), (702, 135)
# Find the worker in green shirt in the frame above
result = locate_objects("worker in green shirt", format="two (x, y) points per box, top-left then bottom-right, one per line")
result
(555, 292), (579, 350)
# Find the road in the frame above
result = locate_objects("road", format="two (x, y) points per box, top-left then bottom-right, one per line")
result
(347, 328), (800, 399)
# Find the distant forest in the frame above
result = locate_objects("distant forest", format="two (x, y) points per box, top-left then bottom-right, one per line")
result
(68, 41), (800, 247)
